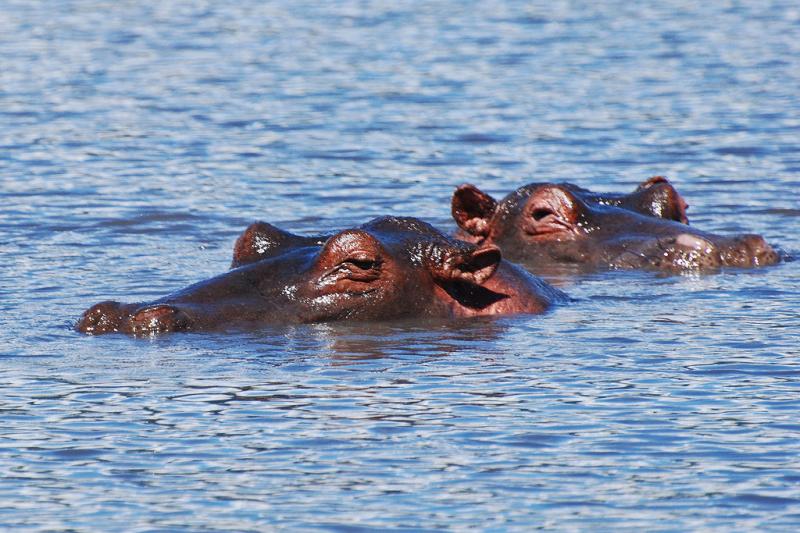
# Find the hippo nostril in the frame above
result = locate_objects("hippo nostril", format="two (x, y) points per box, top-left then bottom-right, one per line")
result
(129, 305), (192, 335)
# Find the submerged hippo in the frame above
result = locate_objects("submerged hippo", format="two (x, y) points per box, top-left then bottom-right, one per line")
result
(451, 178), (779, 273)
(77, 216), (565, 335)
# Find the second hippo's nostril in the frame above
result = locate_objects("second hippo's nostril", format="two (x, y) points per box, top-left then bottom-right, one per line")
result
(129, 305), (192, 335)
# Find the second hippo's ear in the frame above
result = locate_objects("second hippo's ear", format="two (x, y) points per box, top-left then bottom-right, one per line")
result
(633, 176), (689, 224)
(451, 184), (498, 238)
(232, 222), (320, 268)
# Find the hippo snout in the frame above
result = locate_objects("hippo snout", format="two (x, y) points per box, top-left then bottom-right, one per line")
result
(656, 232), (779, 271)
(656, 233), (721, 271)
(612, 231), (778, 272)
(128, 305), (192, 335)
(77, 301), (193, 335)
(720, 234), (780, 268)
(673, 233), (713, 251)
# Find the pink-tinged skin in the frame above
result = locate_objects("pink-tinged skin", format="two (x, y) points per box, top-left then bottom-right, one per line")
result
(451, 177), (780, 274)
(77, 216), (566, 335)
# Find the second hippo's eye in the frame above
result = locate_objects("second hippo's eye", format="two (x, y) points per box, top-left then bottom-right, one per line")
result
(345, 258), (377, 271)
(531, 208), (554, 221)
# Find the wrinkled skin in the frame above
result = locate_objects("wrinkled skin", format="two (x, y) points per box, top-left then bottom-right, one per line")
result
(452, 177), (779, 273)
(77, 217), (566, 335)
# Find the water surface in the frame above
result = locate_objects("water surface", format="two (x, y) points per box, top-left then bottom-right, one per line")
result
(1, 1), (800, 530)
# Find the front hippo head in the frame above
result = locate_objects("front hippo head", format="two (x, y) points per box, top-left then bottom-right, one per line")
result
(77, 217), (561, 335)
(451, 179), (779, 273)
(282, 218), (509, 322)
(230, 216), (561, 320)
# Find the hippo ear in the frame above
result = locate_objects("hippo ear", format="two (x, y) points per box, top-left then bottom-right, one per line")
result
(458, 245), (501, 284)
(436, 244), (501, 286)
(451, 184), (498, 239)
(633, 176), (689, 224)
(232, 222), (315, 268)
(636, 175), (671, 191)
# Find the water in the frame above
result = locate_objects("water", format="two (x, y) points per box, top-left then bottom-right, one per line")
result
(1, 1), (799, 530)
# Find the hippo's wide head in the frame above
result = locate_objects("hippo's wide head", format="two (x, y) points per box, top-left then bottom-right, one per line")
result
(77, 216), (564, 335)
(451, 177), (779, 273)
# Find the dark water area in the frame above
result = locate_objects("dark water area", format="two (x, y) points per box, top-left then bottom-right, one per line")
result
(2, 1), (800, 530)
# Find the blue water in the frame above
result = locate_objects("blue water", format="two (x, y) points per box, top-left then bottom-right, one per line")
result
(2, 1), (800, 530)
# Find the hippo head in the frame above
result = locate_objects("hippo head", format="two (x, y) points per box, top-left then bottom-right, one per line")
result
(451, 178), (779, 273)
(572, 176), (689, 224)
(453, 177), (688, 242)
(77, 217), (562, 335)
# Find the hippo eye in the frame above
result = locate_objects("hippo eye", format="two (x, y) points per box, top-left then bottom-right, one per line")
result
(531, 208), (554, 221)
(345, 259), (378, 271)
(317, 244), (383, 287)
(334, 255), (382, 282)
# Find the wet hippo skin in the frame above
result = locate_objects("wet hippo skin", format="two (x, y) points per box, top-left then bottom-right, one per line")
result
(77, 216), (566, 335)
(451, 177), (779, 274)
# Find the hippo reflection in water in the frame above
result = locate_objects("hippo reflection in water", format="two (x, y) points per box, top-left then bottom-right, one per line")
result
(77, 216), (566, 335)
(452, 177), (779, 273)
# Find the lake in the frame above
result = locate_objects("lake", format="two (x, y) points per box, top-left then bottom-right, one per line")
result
(1, 1), (799, 530)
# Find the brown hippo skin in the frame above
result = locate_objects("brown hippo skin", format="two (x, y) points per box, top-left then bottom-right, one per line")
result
(569, 176), (689, 224)
(76, 217), (566, 335)
(451, 177), (779, 273)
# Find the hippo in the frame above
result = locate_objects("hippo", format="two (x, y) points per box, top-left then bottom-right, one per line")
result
(451, 177), (779, 273)
(77, 216), (566, 335)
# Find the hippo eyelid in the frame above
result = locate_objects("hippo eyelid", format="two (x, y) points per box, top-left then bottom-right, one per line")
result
(345, 258), (379, 270)
(340, 255), (383, 281)
(340, 251), (382, 270)
(317, 255), (383, 286)
(531, 208), (555, 221)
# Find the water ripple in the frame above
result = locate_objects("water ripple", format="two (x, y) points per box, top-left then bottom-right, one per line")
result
(1, 0), (800, 531)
